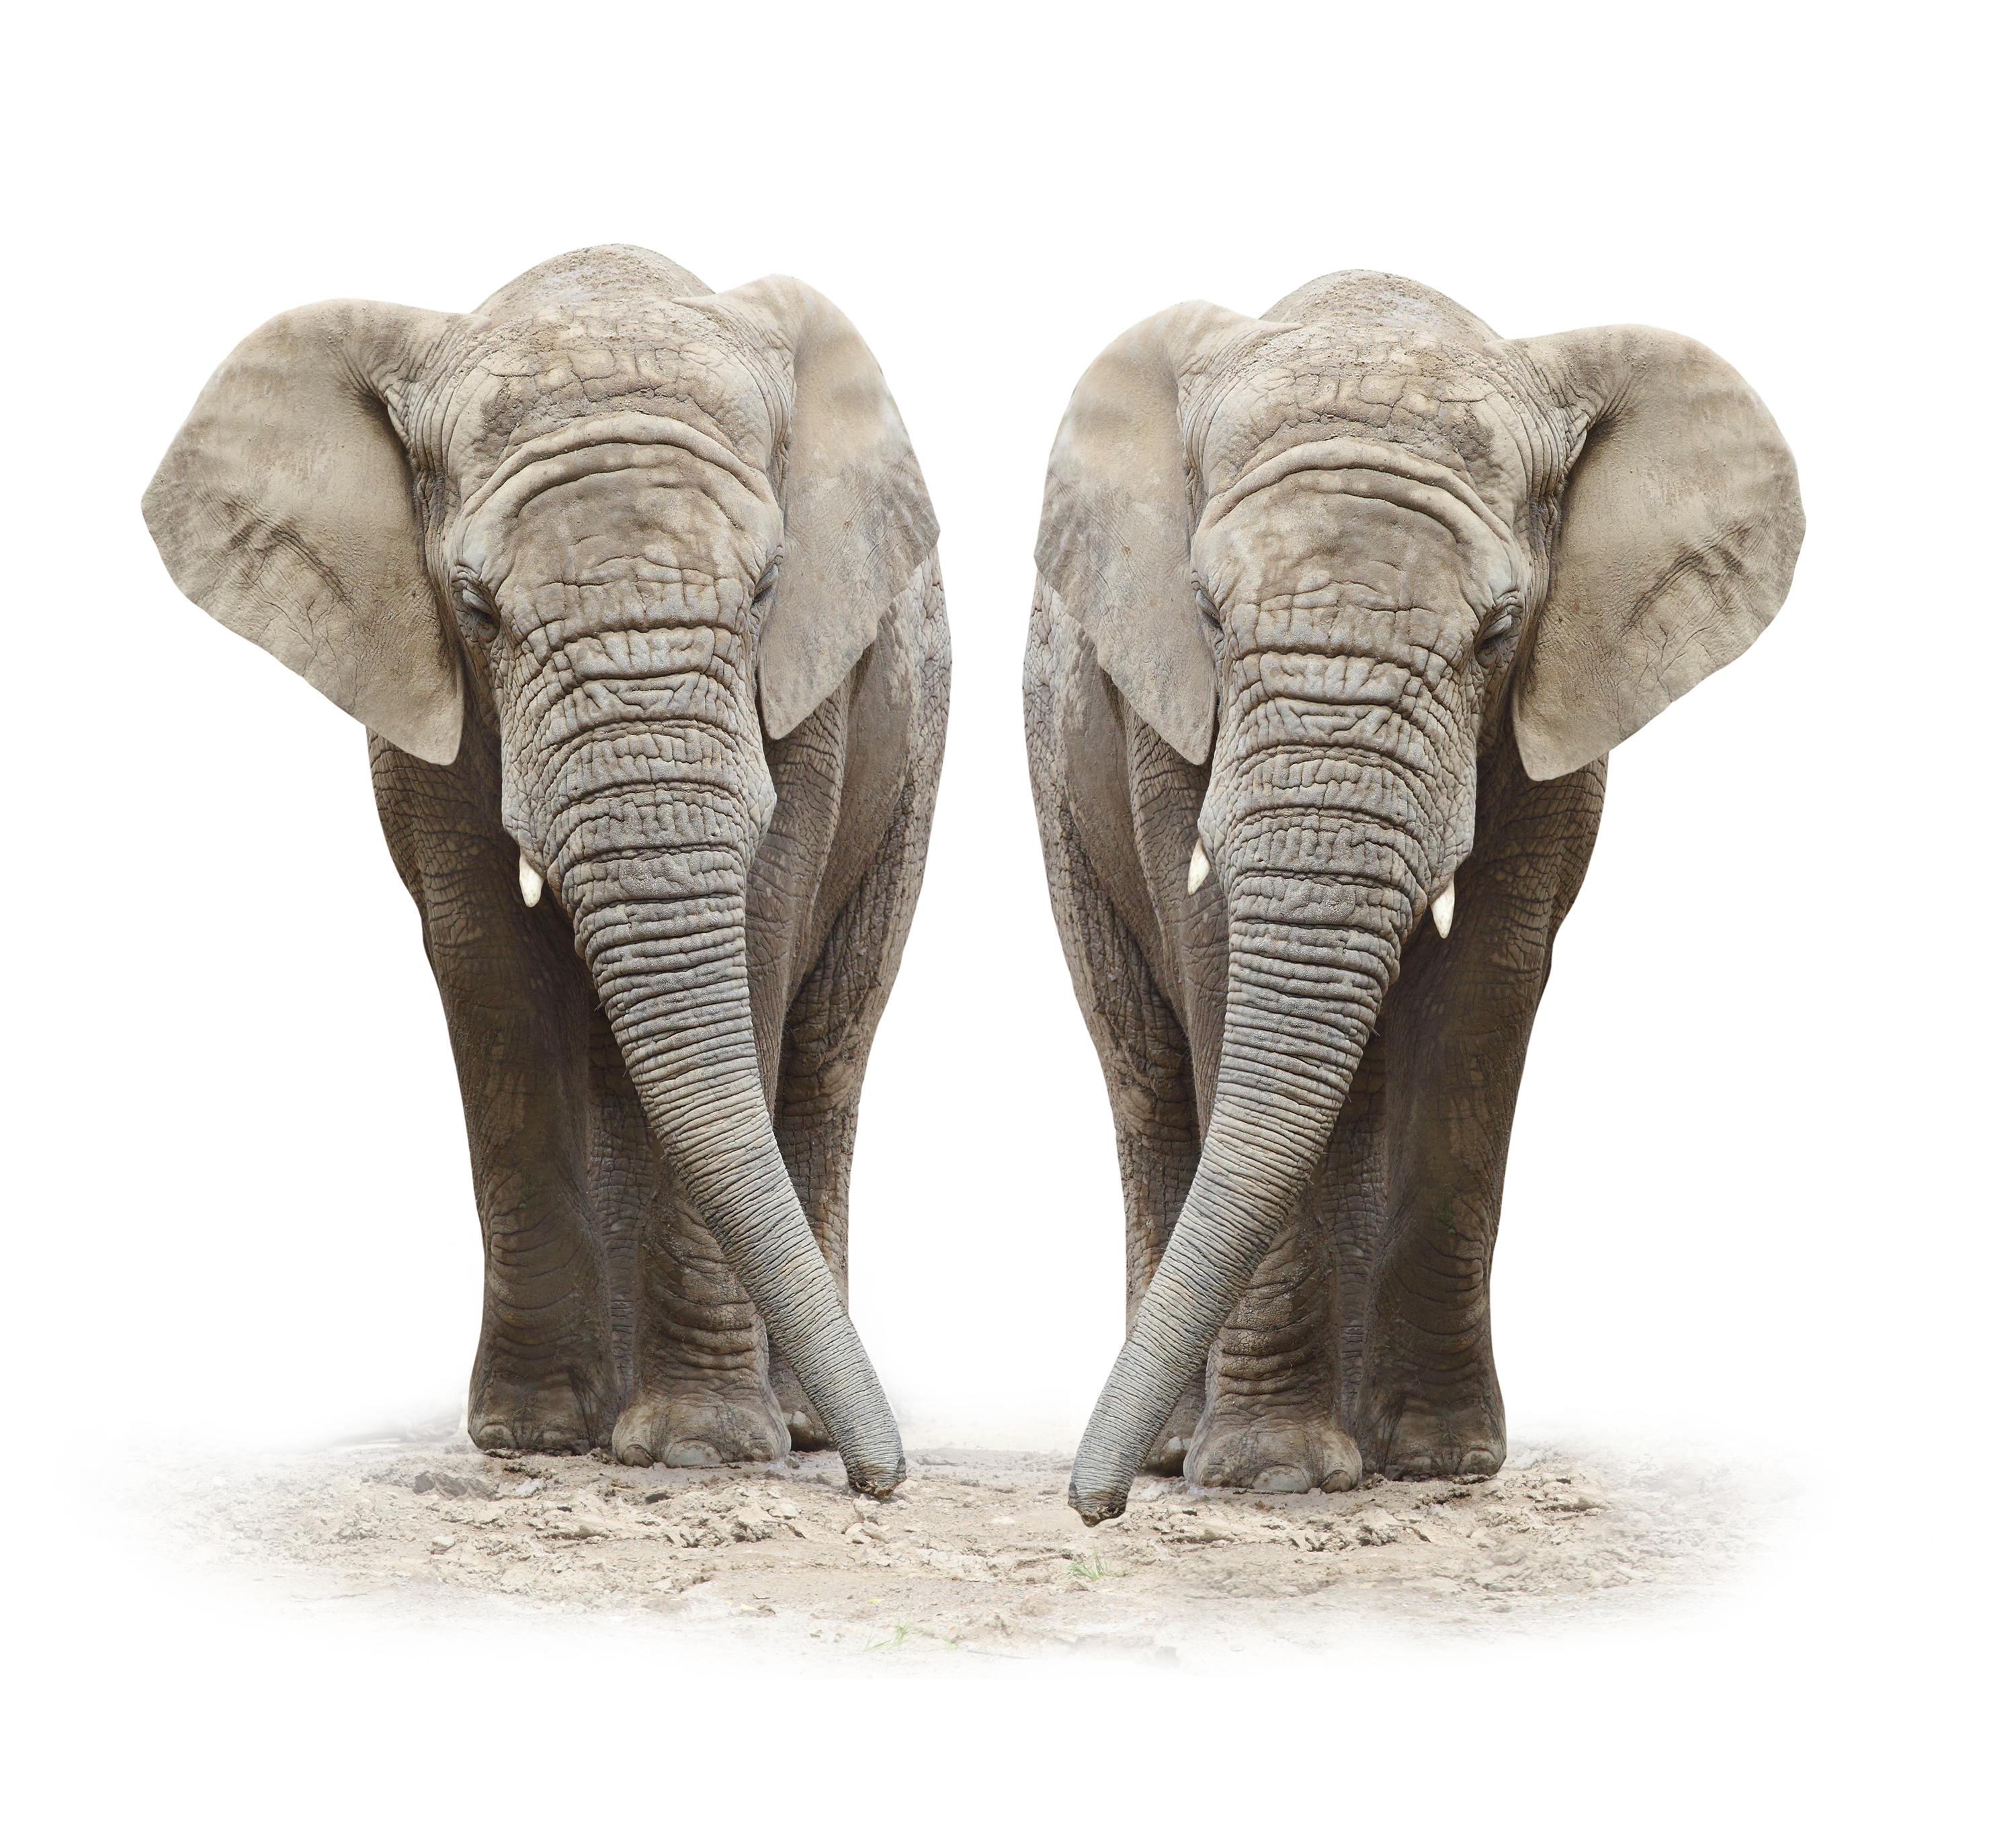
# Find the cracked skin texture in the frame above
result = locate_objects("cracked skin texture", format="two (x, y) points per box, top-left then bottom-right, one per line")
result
(145, 247), (947, 1492)
(1028, 271), (1801, 1519)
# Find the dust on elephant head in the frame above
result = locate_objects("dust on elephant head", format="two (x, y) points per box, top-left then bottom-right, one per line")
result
(142, 245), (936, 1494)
(1040, 271), (1803, 1521)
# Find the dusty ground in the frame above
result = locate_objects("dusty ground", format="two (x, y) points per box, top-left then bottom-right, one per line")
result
(145, 1424), (1779, 1664)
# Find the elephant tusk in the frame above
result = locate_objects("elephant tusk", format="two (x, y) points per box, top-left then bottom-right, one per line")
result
(1187, 839), (1212, 895)
(518, 853), (544, 908)
(1430, 878), (1455, 938)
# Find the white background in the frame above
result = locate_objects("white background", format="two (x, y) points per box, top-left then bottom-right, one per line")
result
(5, 0), (2005, 1814)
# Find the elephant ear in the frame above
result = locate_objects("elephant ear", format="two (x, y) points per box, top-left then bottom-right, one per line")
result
(712, 278), (938, 740)
(142, 300), (465, 765)
(1035, 302), (1258, 767)
(1511, 325), (1804, 780)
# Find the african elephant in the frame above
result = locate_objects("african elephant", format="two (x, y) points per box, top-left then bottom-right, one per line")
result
(144, 245), (948, 1496)
(1026, 271), (1801, 1523)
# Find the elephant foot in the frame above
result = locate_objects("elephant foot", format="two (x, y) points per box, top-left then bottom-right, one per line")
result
(769, 1360), (833, 1453)
(1184, 1404), (1363, 1494)
(612, 1383), (791, 1470)
(467, 1357), (616, 1456)
(1357, 1387), (1505, 1480)
(1142, 1386), (1206, 1476)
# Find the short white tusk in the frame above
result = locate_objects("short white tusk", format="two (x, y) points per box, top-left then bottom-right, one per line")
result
(1187, 839), (1212, 895)
(518, 853), (544, 908)
(1430, 879), (1456, 938)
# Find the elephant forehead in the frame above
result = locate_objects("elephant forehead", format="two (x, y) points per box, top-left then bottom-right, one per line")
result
(460, 443), (782, 603)
(1198, 485), (1485, 613)
(1189, 325), (1560, 528)
(432, 304), (784, 494)
(505, 463), (776, 578)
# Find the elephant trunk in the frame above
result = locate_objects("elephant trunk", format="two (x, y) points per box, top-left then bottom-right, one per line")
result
(553, 779), (905, 1496)
(1068, 863), (1413, 1523)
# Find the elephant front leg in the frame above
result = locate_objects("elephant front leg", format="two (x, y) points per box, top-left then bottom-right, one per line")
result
(1118, 1107), (1209, 1473)
(1185, 1092), (1376, 1495)
(1185, 1035), (1392, 1492)
(373, 738), (619, 1456)
(464, 1123), (620, 1456)
(1354, 917), (1529, 1479)
(612, 1176), (793, 1470)
(769, 1066), (858, 1453)
(576, 1030), (790, 1470)
(1079, 966), (1205, 1474)
(1355, 759), (1603, 1479)
(761, 744), (942, 1452)
(440, 956), (617, 1454)
(1038, 815), (1204, 1474)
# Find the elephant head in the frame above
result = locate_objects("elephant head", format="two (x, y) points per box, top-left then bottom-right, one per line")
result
(142, 245), (935, 1495)
(1040, 271), (1802, 1521)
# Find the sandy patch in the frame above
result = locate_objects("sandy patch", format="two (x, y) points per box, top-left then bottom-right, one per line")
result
(142, 1425), (1781, 1664)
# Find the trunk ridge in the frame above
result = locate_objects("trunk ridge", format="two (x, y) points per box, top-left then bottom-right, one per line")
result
(1069, 889), (1406, 1521)
(560, 821), (905, 1497)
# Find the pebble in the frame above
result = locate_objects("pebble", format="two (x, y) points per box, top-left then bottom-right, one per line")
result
(544, 1515), (609, 1540)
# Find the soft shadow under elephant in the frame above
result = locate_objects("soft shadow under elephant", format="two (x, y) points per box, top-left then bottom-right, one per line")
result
(1026, 271), (1802, 1522)
(145, 245), (948, 1496)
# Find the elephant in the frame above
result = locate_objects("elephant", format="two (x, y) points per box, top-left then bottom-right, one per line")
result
(1025, 270), (1802, 1523)
(143, 245), (948, 1497)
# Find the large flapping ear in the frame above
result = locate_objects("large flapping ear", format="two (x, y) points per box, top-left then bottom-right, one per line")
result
(142, 300), (465, 765)
(1034, 303), (1259, 767)
(710, 278), (938, 740)
(1511, 326), (1804, 780)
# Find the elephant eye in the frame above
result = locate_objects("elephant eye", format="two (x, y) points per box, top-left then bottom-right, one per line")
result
(750, 559), (781, 614)
(453, 577), (500, 642)
(1476, 598), (1519, 655)
(1194, 583), (1221, 625)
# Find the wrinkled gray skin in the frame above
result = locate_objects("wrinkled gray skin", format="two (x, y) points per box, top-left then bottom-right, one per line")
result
(1027, 272), (1802, 1523)
(144, 247), (948, 1496)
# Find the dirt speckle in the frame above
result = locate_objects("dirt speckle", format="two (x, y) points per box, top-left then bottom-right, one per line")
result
(144, 1431), (1775, 1660)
